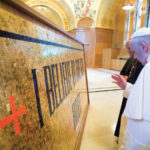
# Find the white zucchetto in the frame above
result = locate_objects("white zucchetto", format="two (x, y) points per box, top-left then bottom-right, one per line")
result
(132, 27), (150, 38)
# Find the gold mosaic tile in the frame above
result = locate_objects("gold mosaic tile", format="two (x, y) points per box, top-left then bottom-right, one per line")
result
(0, 2), (88, 150)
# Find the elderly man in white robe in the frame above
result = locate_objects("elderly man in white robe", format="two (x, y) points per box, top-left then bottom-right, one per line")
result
(112, 27), (150, 150)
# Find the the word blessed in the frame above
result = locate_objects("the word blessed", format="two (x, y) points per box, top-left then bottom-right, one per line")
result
(32, 58), (84, 127)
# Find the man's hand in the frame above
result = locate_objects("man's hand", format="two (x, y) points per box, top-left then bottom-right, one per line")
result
(111, 74), (127, 89)
(121, 75), (128, 81)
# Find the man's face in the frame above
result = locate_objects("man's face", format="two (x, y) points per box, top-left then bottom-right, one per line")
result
(130, 39), (148, 65)
(126, 40), (134, 56)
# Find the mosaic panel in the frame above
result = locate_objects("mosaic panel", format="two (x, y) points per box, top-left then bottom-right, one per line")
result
(0, 2), (88, 150)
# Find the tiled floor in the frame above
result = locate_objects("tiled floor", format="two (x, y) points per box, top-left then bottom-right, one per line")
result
(87, 68), (119, 91)
(80, 69), (123, 150)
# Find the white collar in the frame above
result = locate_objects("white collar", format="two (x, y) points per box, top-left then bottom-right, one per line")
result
(147, 55), (150, 63)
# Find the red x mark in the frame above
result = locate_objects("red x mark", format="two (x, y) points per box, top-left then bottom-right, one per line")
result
(68, 120), (72, 132)
(0, 96), (26, 135)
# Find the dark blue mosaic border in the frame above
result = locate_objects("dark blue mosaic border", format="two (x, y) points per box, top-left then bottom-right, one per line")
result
(0, 30), (83, 51)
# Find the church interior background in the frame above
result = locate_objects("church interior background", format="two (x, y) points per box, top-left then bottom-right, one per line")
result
(0, 0), (150, 149)
(22, 0), (150, 69)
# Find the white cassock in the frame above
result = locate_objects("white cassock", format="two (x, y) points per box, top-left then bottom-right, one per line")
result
(120, 58), (150, 150)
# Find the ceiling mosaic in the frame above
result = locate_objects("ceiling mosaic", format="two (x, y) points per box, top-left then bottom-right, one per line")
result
(65, 0), (102, 22)
(22, 0), (127, 29)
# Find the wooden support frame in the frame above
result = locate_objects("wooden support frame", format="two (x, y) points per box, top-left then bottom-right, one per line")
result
(0, 0), (90, 150)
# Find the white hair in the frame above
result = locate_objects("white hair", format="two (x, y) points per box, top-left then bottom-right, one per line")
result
(131, 35), (150, 52)
(135, 35), (150, 44)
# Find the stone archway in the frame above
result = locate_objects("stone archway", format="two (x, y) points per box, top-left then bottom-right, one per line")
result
(77, 17), (95, 29)
(22, 0), (76, 31)
(76, 17), (96, 68)
(32, 4), (65, 29)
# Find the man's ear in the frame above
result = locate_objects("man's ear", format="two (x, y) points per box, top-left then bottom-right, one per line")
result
(141, 42), (148, 53)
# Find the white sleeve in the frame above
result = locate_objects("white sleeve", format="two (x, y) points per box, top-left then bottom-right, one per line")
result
(123, 82), (133, 98)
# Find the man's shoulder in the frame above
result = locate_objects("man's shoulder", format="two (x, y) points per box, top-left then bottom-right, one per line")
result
(145, 61), (150, 68)
(143, 62), (150, 73)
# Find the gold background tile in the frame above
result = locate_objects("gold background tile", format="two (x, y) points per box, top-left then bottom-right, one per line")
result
(0, 2), (88, 150)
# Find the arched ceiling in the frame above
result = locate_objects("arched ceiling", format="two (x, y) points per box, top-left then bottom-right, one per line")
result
(96, 0), (126, 29)
(21, 0), (76, 31)
(21, 0), (137, 30)
(33, 5), (65, 29)
(67, 0), (102, 23)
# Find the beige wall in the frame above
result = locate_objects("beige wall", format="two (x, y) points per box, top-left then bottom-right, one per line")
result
(69, 28), (114, 68)
(112, 11), (126, 49)
(95, 28), (113, 68)
(76, 28), (96, 68)
(102, 48), (123, 70)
